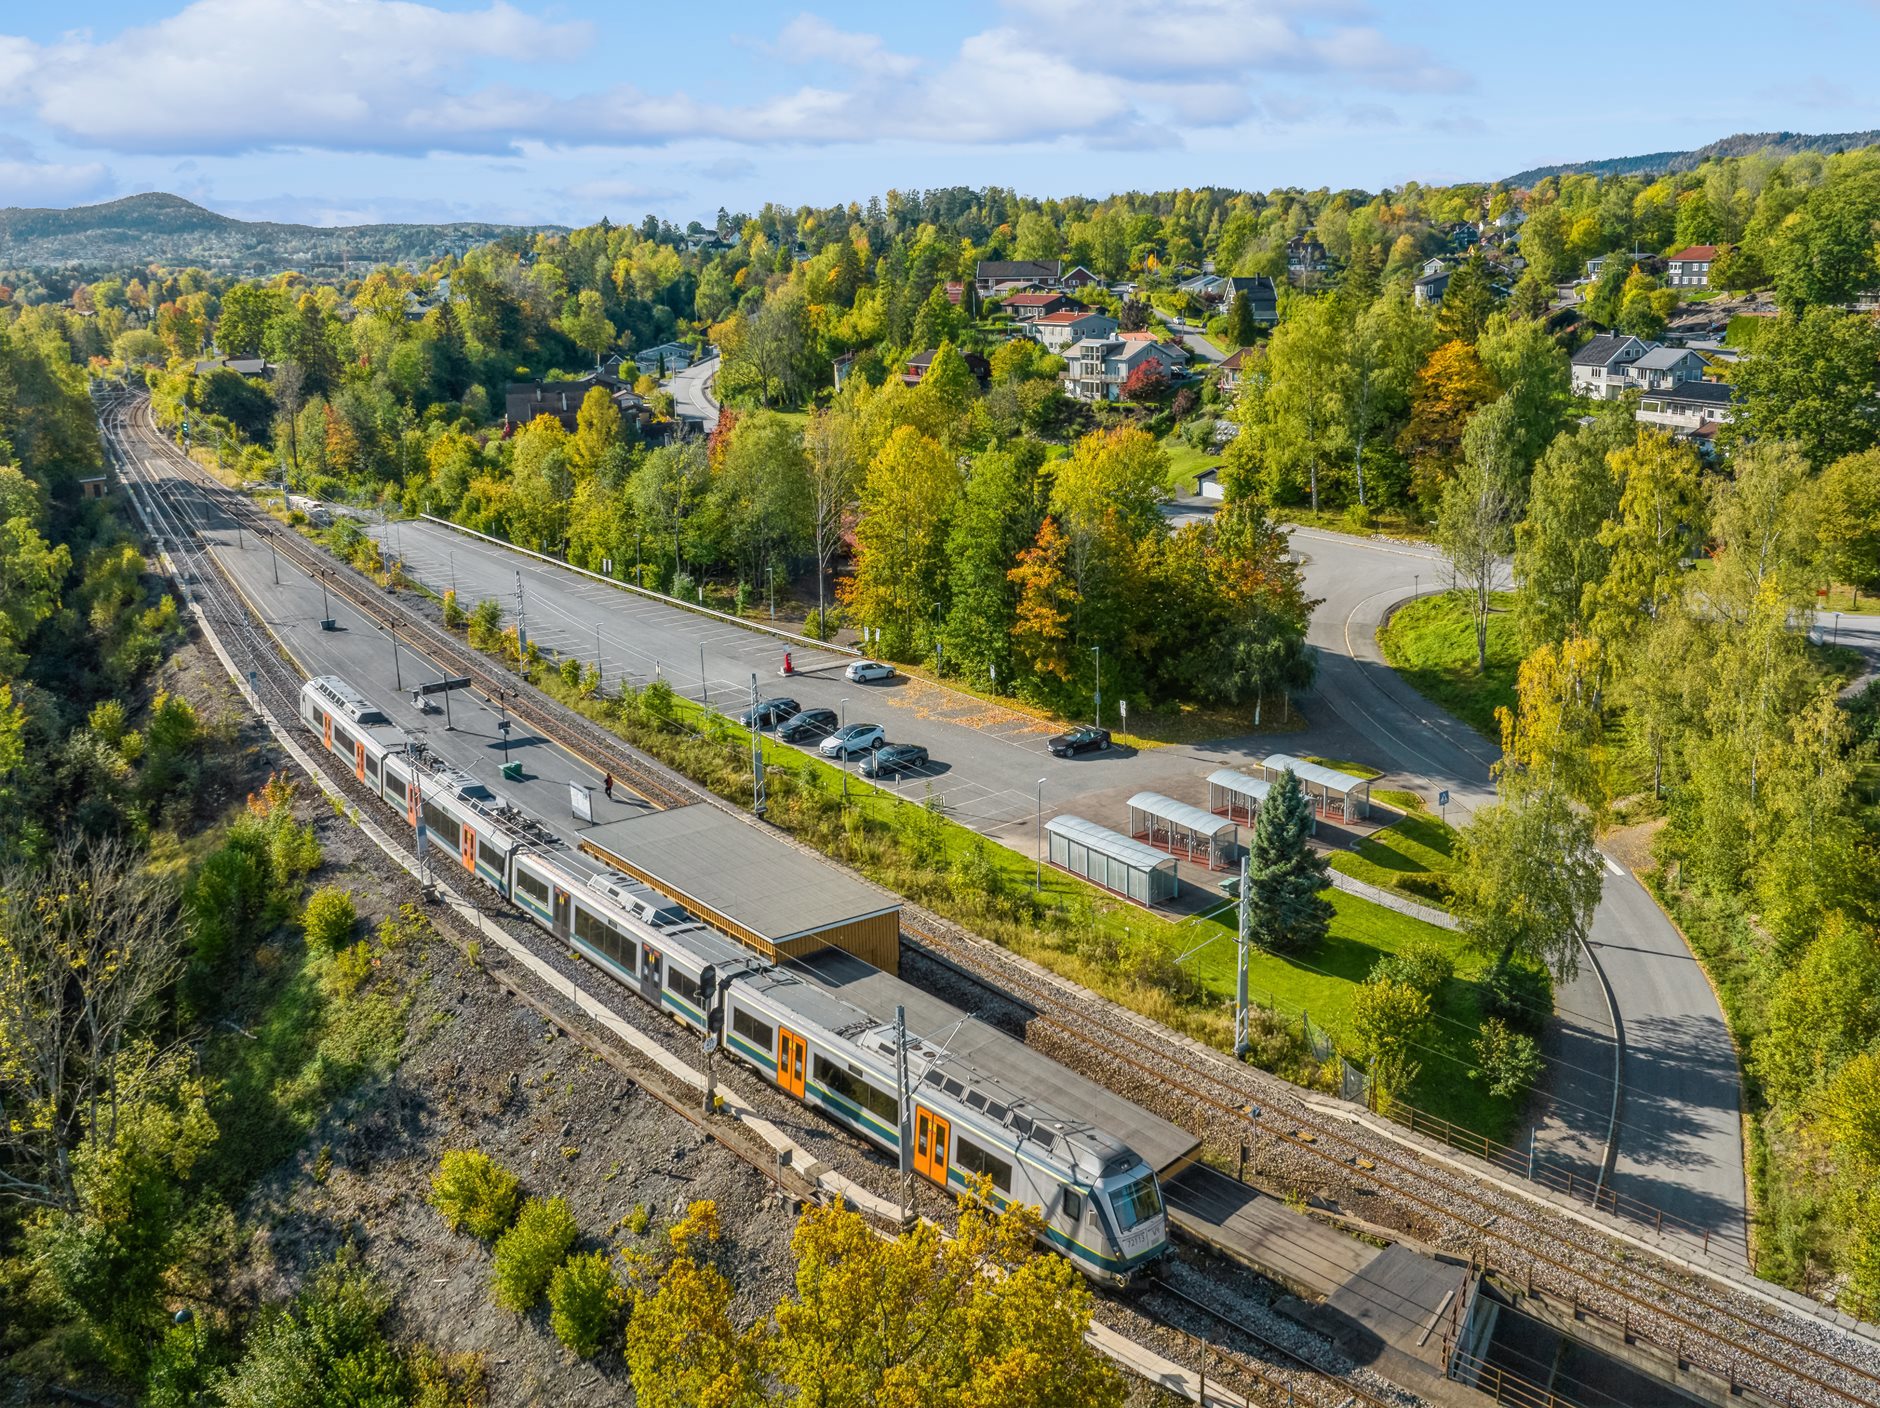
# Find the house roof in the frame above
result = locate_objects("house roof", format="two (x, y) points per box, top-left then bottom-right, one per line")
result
(1570, 333), (1647, 368)
(1633, 346), (1700, 372)
(1670, 245), (1719, 262)
(977, 259), (1062, 281)
(1004, 292), (1065, 307)
(1225, 275), (1276, 296)
(1219, 348), (1247, 372)
(1035, 310), (1110, 325)
(1414, 269), (1451, 288)
(1650, 380), (1735, 407)
(906, 349), (938, 368)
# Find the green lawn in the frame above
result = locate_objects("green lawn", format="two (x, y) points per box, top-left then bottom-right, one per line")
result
(1280, 507), (1433, 543)
(1331, 810), (1460, 908)
(1377, 590), (1519, 740)
(1159, 437), (1216, 492)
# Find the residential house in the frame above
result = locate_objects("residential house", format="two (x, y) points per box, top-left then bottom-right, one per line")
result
(194, 356), (273, 378)
(1193, 467), (1224, 500)
(633, 341), (693, 376)
(1031, 309), (1118, 353)
(1176, 272), (1227, 300)
(1666, 245), (1719, 288)
(1569, 334), (1654, 398)
(1060, 265), (1101, 291)
(974, 259), (1063, 296)
(1413, 268), (1451, 307)
(1420, 257), (1449, 279)
(1628, 345), (1707, 390)
(504, 372), (660, 440)
(1636, 380), (1736, 441)
(1060, 336), (1185, 402)
(944, 280), (965, 306)
(1216, 347), (1249, 393)
(1222, 275), (1278, 325)
(1286, 236), (1329, 281)
(902, 348), (991, 387)
(831, 352), (857, 392)
(1001, 291), (1079, 322)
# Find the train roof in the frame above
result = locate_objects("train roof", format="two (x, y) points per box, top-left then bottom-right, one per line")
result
(306, 674), (396, 728)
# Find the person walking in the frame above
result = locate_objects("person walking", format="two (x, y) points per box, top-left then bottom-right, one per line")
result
(603, 772), (614, 801)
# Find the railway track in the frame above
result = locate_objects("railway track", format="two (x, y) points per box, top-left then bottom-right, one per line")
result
(102, 391), (1405, 1408)
(107, 391), (1880, 1406)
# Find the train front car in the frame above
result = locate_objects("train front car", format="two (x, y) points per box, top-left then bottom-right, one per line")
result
(1089, 1157), (1169, 1283)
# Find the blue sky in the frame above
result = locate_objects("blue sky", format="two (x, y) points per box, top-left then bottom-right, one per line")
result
(1, 1), (1877, 228)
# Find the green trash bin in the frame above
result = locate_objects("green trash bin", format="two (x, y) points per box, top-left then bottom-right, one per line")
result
(501, 761), (523, 782)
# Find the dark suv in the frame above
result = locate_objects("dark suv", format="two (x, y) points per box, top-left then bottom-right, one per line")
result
(777, 707), (838, 743)
(738, 697), (800, 728)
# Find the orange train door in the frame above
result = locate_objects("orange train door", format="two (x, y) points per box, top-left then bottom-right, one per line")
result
(777, 1028), (807, 1098)
(353, 740), (366, 782)
(913, 1107), (950, 1186)
(322, 713), (332, 750)
(460, 822), (476, 872)
(406, 778), (419, 828)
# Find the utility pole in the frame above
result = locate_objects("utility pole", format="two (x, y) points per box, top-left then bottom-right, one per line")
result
(386, 621), (404, 691)
(1235, 853), (1252, 1058)
(594, 624), (604, 691)
(514, 570), (528, 662)
(1035, 778), (1047, 892)
(896, 1004), (913, 1226)
(749, 673), (767, 818)
(700, 644), (708, 705)
(266, 530), (279, 586)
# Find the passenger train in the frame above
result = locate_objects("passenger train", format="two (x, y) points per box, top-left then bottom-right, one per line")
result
(299, 675), (1169, 1283)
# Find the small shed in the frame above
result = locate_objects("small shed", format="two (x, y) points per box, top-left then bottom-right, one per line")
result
(1046, 814), (1178, 906)
(1259, 753), (1372, 822)
(1205, 767), (1319, 833)
(1126, 791), (1238, 872)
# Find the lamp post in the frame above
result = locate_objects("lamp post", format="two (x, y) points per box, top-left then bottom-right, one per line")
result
(840, 696), (850, 802)
(1091, 645), (1102, 728)
(766, 564), (775, 621)
(1035, 778), (1046, 892)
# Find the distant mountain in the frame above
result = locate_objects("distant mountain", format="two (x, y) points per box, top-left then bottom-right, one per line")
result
(1501, 130), (1880, 187)
(0, 192), (566, 274)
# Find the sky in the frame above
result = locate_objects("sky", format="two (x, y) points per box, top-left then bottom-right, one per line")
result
(1, 0), (1877, 229)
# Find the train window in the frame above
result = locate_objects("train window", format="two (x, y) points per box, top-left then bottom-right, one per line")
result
(477, 838), (503, 871)
(573, 906), (634, 971)
(731, 1007), (773, 1052)
(964, 1090), (988, 1111)
(1061, 1188), (1083, 1224)
(811, 1054), (898, 1124)
(954, 1136), (1013, 1194)
(1108, 1172), (1163, 1232)
(942, 1078), (965, 1098)
(986, 1102), (1008, 1122)
(668, 969), (700, 1005)
(385, 775), (407, 805)
(515, 868), (549, 906)
(1011, 1115), (1035, 1139)
(421, 800), (461, 850)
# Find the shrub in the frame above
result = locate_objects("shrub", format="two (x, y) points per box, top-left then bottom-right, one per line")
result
(1481, 957), (1554, 1034)
(490, 1196), (578, 1312)
(803, 606), (838, 641)
(548, 1250), (622, 1355)
(1342, 501), (1376, 532)
(468, 598), (505, 651)
(1395, 872), (1453, 905)
(430, 1150), (522, 1242)
(302, 887), (358, 953)
(442, 589), (466, 629)
(1368, 936), (1454, 995)
(325, 940), (374, 999)
(1472, 1017), (1544, 1100)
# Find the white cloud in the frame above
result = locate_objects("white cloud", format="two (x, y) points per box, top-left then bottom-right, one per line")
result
(769, 15), (919, 78)
(0, 157), (114, 205)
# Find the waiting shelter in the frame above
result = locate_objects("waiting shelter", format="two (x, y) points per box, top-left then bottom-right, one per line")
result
(1258, 753), (1372, 822)
(1204, 767), (1319, 833)
(1126, 791), (1239, 872)
(1045, 814), (1179, 906)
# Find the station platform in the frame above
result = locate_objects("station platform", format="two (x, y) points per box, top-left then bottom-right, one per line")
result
(788, 946), (1202, 1178)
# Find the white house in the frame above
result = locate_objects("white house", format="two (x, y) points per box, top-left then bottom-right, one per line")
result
(1061, 336), (1186, 402)
(1628, 345), (1707, 390)
(1031, 309), (1119, 353)
(634, 341), (693, 376)
(1636, 380), (1736, 438)
(1570, 334), (1654, 399)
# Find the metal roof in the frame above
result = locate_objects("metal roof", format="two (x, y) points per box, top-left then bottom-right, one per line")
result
(582, 804), (900, 944)
(1263, 753), (1372, 796)
(1126, 791), (1237, 841)
(1207, 768), (1273, 801)
(1045, 814), (1177, 872)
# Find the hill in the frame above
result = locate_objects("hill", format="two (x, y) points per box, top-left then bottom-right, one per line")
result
(1501, 129), (1880, 187)
(0, 191), (565, 274)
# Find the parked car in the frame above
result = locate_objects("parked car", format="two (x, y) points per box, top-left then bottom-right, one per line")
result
(819, 723), (885, 759)
(777, 707), (838, 743)
(859, 743), (930, 778)
(738, 696), (800, 728)
(845, 659), (896, 683)
(1047, 724), (1112, 757)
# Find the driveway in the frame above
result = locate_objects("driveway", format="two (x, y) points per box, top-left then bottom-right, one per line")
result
(668, 353), (720, 433)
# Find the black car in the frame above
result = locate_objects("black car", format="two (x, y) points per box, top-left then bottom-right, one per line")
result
(859, 742), (930, 778)
(738, 696), (800, 728)
(1047, 724), (1112, 757)
(777, 707), (838, 743)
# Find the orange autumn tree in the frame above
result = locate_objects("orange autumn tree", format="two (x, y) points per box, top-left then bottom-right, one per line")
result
(1398, 338), (1498, 514)
(1008, 515), (1078, 683)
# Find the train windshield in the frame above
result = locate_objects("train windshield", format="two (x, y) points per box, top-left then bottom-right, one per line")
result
(1107, 1171), (1163, 1232)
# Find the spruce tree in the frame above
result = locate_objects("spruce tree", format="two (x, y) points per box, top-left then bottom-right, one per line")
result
(1246, 769), (1333, 953)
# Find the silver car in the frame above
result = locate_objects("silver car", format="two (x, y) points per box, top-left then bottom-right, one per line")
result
(819, 723), (885, 758)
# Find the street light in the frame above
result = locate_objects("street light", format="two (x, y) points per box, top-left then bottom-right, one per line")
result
(839, 697), (850, 803)
(1035, 778), (1047, 892)
(766, 564), (775, 621)
(1091, 645), (1102, 728)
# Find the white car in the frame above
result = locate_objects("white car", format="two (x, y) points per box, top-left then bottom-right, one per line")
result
(845, 659), (896, 683)
(819, 723), (885, 758)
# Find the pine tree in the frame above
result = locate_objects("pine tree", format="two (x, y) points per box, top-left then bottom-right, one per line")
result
(1245, 769), (1332, 953)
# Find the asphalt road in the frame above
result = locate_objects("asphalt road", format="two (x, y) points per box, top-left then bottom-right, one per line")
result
(668, 353), (720, 432)
(358, 504), (1748, 1255)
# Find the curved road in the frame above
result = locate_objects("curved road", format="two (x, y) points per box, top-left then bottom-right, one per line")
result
(354, 488), (1748, 1255)
(1291, 526), (1747, 1259)
(668, 352), (720, 432)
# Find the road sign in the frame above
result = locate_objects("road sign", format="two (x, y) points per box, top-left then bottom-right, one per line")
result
(1438, 789), (1450, 807)
(416, 676), (473, 696)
